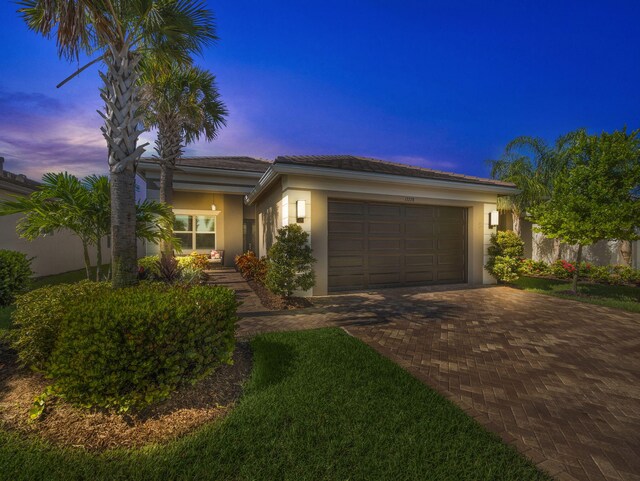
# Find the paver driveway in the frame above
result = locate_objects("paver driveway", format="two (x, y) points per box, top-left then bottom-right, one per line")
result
(212, 270), (640, 481)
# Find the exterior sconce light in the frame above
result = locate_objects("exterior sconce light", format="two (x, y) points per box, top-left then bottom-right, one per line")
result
(489, 210), (499, 228)
(296, 200), (306, 221)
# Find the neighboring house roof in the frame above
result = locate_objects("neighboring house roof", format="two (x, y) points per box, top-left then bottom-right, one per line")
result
(139, 156), (271, 174)
(274, 155), (515, 188)
(0, 158), (40, 196)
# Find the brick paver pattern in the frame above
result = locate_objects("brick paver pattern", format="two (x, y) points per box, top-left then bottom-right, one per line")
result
(209, 268), (640, 481)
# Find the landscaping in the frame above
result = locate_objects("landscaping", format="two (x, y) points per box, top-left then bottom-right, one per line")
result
(0, 328), (549, 481)
(512, 276), (640, 313)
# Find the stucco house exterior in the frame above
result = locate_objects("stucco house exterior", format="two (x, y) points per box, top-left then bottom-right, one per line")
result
(139, 155), (518, 296)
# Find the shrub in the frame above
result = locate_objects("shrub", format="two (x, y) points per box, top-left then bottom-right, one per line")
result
(10, 281), (110, 371)
(485, 231), (524, 282)
(0, 250), (33, 306)
(178, 252), (209, 270)
(18, 282), (238, 412)
(612, 265), (639, 285)
(138, 255), (160, 279)
(587, 265), (611, 284)
(549, 259), (575, 279)
(235, 251), (267, 283)
(265, 224), (316, 297)
(519, 259), (549, 276)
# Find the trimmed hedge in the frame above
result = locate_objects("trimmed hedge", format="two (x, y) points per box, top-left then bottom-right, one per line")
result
(484, 231), (525, 282)
(0, 250), (32, 306)
(12, 282), (238, 412)
(518, 258), (640, 285)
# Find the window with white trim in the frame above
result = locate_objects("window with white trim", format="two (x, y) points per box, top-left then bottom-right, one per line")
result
(174, 213), (216, 251)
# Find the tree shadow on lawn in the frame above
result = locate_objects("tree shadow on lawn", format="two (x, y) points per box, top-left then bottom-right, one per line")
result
(248, 338), (298, 390)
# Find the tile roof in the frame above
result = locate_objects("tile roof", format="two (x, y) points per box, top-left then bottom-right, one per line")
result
(274, 155), (516, 188)
(174, 156), (271, 173)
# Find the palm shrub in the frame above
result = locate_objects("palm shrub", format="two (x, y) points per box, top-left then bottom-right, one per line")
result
(265, 225), (316, 297)
(485, 231), (525, 282)
(0, 250), (33, 306)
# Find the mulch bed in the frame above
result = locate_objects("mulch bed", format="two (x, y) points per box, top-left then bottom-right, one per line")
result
(0, 342), (252, 452)
(247, 278), (313, 310)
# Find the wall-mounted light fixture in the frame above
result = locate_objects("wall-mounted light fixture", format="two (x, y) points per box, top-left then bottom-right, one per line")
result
(489, 210), (499, 228)
(296, 200), (306, 221)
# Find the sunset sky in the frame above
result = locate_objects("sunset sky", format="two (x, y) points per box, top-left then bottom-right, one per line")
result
(1, 0), (639, 180)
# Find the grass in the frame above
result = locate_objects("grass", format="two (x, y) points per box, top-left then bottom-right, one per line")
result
(31, 264), (110, 289)
(0, 328), (549, 481)
(512, 276), (640, 313)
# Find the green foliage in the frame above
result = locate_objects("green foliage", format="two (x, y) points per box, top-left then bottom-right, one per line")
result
(0, 250), (33, 306)
(13, 282), (237, 412)
(138, 254), (204, 284)
(548, 260), (575, 279)
(178, 252), (210, 270)
(485, 231), (524, 282)
(265, 225), (316, 297)
(138, 255), (160, 278)
(532, 128), (640, 247)
(519, 259), (549, 276)
(235, 251), (268, 283)
(10, 281), (110, 371)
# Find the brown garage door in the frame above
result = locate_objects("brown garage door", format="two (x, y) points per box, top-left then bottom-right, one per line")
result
(328, 200), (467, 292)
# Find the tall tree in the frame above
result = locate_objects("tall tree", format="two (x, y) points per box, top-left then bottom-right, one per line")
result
(140, 61), (227, 255)
(531, 128), (640, 292)
(489, 135), (570, 258)
(18, 0), (216, 287)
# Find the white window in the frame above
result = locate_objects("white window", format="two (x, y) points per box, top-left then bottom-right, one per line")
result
(173, 212), (217, 251)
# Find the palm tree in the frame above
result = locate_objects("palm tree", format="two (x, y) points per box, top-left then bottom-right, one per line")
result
(18, 0), (216, 287)
(489, 135), (570, 259)
(0, 173), (176, 280)
(140, 61), (228, 255)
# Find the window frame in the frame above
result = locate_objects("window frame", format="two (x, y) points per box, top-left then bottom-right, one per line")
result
(173, 209), (219, 252)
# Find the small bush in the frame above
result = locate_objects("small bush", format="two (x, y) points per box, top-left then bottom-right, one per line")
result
(10, 281), (110, 371)
(549, 259), (575, 279)
(519, 259), (549, 276)
(265, 225), (316, 297)
(138, 255), (160, 279)
(0, 250), (33, 306)
(485, 231), (524, 282)
(235, 251), (267, 283)
(178, 252), (209, 271)
(14, 282), (238, 412)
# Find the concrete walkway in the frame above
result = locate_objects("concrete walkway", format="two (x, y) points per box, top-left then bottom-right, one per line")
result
(208, 269), (640, 481)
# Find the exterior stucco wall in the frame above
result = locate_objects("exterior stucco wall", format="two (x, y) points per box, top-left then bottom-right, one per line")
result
(145, 189), (245, 266)
(254, 180), (283, 257)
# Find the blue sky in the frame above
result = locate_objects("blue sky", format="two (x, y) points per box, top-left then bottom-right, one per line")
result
(1, 1), (639, 179)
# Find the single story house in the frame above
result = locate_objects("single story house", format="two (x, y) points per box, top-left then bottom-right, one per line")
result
(139, 155), (517, 296)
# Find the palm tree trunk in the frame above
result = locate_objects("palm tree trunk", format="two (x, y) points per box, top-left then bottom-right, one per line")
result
(82, 241), (91, 280)
(572, 244), (583, 293)
(512, 212), (521, 237)
(96, 237), (102, 281)
(99, 44), (147, 288)
(155, 121), (182, 257)
(620, 240), (632, 266)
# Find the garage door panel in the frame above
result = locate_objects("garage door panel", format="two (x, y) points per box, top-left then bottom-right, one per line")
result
(368, 222), (402, 235)
(368, 204), (402, 217)
(329, 220), (365, 234)
(405, 239), (435, 250)
(328, 200), (466, 292)
(329, 201), (365, 216)
(368, 255), (402, 267)
(329, 256), (364, 268)
(329, 238), (365, 252)
(368, 239), (402, 250)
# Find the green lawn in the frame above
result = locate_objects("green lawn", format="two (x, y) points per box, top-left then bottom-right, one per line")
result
(0, 328), (549, 481)
(512, 276), (640, 313)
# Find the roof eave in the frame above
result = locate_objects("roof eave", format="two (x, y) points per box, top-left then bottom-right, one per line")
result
(245, 164), (518, 205)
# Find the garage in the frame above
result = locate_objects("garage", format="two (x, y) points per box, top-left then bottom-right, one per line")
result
(327, 200), (467, 292)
